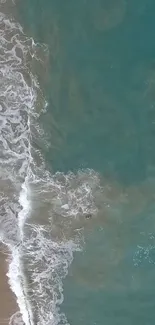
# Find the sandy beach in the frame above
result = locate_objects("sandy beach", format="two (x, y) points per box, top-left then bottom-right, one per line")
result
(0, 247), (18, 325)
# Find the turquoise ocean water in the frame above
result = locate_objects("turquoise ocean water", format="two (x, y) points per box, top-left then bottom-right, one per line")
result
(16, 0), (155, 324)
(1, 0), (155, 324)
(17, 0), (155, 182)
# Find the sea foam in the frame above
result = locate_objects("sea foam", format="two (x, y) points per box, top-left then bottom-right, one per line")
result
(0, 9), (101, 325)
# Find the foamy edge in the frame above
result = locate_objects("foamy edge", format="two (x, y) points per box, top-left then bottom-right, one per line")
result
(0, 8), (101, 325)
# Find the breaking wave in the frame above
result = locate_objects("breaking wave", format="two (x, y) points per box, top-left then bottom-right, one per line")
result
(0, 9), (102, 325)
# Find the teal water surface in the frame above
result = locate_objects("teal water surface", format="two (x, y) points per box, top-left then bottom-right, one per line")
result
(17, 0), (155, 324)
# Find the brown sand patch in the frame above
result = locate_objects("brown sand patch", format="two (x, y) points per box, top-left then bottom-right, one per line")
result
(0, 247), (18, 325)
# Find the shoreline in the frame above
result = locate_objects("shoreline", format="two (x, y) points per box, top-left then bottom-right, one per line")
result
(0, 248), (18, 325)
(0, 2), (27, 324)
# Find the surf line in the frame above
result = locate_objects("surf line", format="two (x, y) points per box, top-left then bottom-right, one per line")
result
(8, 178), (35, 325)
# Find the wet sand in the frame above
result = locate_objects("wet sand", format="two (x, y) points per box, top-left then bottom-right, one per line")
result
(0, 248), (18, 325)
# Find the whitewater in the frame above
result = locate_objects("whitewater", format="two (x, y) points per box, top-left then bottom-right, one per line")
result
(0, 7), (102, 325)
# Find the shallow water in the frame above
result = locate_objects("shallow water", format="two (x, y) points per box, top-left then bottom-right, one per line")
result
(1, 0), (155, 325)
(17, 0), (155, 182)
